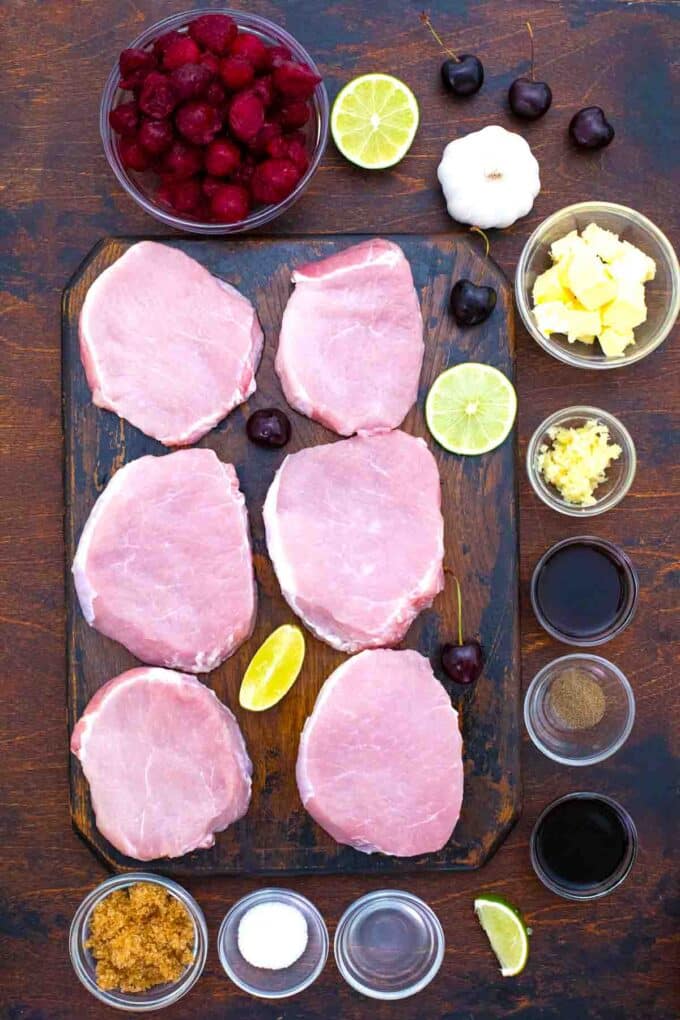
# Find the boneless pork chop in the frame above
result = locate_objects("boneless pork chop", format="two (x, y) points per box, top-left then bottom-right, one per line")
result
(275, 239), (424, 436)
(263, 430), (444, 652)
(73, 448), (256, 673)
(71, 668), (252, 860)
(297, 649), (463, 856)
(79, 241), (263, 446)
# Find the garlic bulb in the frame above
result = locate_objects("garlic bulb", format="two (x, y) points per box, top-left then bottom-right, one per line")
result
(437, 125), (540, 229)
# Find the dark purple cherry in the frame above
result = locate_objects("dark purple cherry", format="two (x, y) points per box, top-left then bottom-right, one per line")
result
(509, 22), (552, 120)
(422, 13), (483, 98)
(442, 640), (484, 685)
(569, 106), (615, 150)
(450, 279), (497, 327)
(246, 408), (291, 448)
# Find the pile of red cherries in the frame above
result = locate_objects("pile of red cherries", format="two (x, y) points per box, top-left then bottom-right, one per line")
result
(108, 14), (321, 223)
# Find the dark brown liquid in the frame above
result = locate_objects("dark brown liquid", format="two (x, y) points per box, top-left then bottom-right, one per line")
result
(534, 797), (630, 889)
(534, 540), (629, 639)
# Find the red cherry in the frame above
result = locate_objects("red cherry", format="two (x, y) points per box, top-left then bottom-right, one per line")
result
(210, 183), (251, 222)
(176, 101), (222, 145)
(109, 100), (139, 137)
(251, 74), (274, 108)
(118, 135), (152, 172)
(153, 30), (184, 60)
(163, 36), (201, 71)
(273, 61), (321, 100)
(204, 138), (241, 176)
(228, 92), (265, 141)
(285, 137), (310, 173)
(265, 44), (293, 70)
(168, 177), (203, 214)
(219, 56), (255, 91)
(188, 14), (237, 55)
(265, 134), (289, 159)
(138, 118), (174, 155)
(231, 156), (256, 188)
(276, 100), (311, 129)
(120, 47), (156, 76)
(231, 32), (269, 72)
(139, 71), (178, 119)
(170, 62), (213, 101)
(252, 121), (282, 154)
(162, 140), (203, 178)
(202, 175), (223, 199)
(199, 51), (220, 75)
(251, 158), (300, 204)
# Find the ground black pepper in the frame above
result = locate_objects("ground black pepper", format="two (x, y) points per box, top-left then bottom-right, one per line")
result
(548, 668), (606, 730)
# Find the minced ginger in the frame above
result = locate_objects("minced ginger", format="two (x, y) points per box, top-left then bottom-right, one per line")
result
(87, 882), (194, 993)
(537, 419), (622, 506)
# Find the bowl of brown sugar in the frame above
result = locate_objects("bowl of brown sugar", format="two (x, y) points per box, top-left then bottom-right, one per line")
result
(524, 654), (635, 766)
(69, 873), (208, 1011)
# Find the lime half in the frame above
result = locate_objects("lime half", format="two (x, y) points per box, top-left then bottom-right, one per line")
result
(239, 625), (305, 712)
(474, 895), (530, 977)
(331, 73), (419, 169)
(425, 363), (517, 455)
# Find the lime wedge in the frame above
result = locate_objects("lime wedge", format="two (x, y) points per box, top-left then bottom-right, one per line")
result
(474, 894), (530, 977)
(239, 625), (305, 712)
(331, 73), (419, 169)
(425, 363), (517, 455)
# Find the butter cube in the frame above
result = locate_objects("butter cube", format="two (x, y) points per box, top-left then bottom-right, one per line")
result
(534, 301), (571, 337)
(608, 240), (656, 283)
(565, 308), (601, 344)
(601, 280), (647, 330)
(550, 230), (582, 263)
(566, 248), (617, 310)
(533, 265), (570, 305)
(582, 222), (622, 262)
(599, 327), (635, 358)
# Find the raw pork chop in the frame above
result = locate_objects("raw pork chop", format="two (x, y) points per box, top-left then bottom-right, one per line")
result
(71, 667), (252, 860)
(79, 241), (263, 446)
(263, 430), (444, 652)
(297, 649), (463, 856)
(275, 239), (424, 436)
(73, 448), (256, 672)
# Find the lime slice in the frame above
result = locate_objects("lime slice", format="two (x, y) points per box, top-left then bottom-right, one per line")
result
(474, 894), (530, 977)
(239, 625), (305, 712)
(331, 73), (419, 169)
(425, 363), (517, 455)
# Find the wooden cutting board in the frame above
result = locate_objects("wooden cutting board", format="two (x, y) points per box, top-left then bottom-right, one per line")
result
(62, 234), (520, 876)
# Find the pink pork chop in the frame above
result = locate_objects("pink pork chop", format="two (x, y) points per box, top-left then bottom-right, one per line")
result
(79, 241), (263, 446)
(71, 668), (252, 860)
(297, 649), (463, 856)
(263, 430), (444, 652)
(72, 448), (256, 673)
(275, 239), (424, 436)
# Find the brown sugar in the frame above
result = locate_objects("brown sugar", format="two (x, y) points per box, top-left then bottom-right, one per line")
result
(86, 882), (195, 993)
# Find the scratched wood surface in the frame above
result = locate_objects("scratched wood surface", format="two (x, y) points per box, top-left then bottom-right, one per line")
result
(63, 234), (519, 876)
(0, 1), (678, 1018)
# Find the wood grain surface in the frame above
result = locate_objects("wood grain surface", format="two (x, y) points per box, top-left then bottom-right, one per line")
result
(63, 234), (519, 876)
(1, 1), (678, 1018)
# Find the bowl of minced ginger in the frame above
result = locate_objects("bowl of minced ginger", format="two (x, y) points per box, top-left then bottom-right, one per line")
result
(69, 874), (208, 1009)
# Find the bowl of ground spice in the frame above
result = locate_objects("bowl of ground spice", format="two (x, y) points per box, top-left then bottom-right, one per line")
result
(524, 653), (635, 766)
(69, 874), (207, 1011)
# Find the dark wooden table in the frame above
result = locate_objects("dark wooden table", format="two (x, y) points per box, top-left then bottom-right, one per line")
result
(1, 2), (678, 1017)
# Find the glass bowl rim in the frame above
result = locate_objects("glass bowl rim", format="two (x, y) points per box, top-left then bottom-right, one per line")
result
(530, 534), (639, 646)
(333, 889), (445, 1001)
(99, 7), (330, 235)
(515, 200), (680, 370)
(216, 887), (329, 999)
(69, 872), (208, 1011)
(524, 652), (636, 766)
(529, 792), (638, 900)
(526, 404), (637, 517)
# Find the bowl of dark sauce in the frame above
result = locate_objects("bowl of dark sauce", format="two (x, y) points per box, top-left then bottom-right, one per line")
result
(531, 536), (639, 646)
(530, 793), (637, 900)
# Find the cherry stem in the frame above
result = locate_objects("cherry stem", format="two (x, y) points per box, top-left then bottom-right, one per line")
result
(470, 225), (490, 259)
(526, 21), (535, 81)
(444, 568), (464, 645)
(420, 11), (459, 62)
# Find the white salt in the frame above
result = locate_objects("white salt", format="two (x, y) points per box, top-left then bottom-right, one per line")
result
(237, 900), (308, 970)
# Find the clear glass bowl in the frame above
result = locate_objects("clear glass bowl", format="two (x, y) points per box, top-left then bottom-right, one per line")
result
(334, 890), (445, 1001)
(69, 873), (208, 1012)
(526, 405), (636, 517)
(516, 201), (680, 368)
(100, 9), (329, 234)
(524, 653), (635, 765)
(217, 888), (328, 999)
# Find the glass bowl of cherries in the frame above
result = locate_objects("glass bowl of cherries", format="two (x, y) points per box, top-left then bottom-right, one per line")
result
(101, 9), (329, 233)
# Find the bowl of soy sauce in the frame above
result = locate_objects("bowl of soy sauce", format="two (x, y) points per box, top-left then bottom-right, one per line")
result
(530, 793), (637, 900)
(531, 536), (639, 646)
